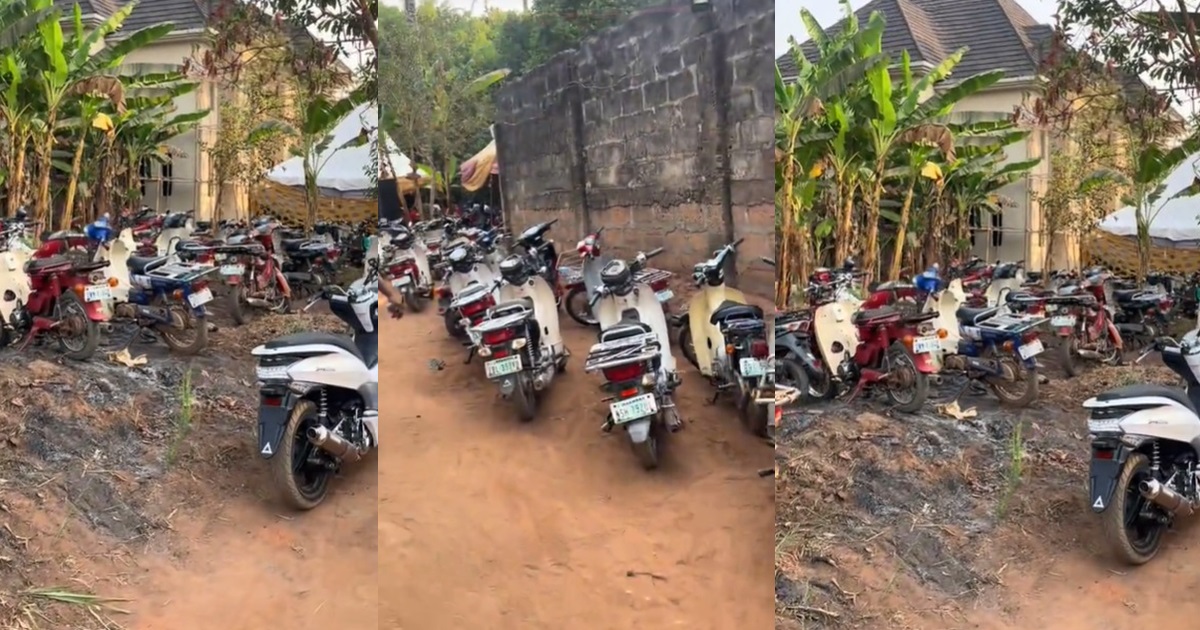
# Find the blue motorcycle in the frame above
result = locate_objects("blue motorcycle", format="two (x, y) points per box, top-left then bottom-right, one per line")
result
(113, 256), (217, 354)
(941, 300), (1047, 407)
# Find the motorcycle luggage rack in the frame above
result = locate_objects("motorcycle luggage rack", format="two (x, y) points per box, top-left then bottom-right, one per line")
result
(584, 332), (661, 373)
(472, 307), (531, 334)
(975, 311), (1045, 333)
(448, 283), (492, 309)
(146, 261), (216, 282)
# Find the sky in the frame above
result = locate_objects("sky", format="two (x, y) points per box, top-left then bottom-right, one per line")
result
(776, 0), (1059, 54)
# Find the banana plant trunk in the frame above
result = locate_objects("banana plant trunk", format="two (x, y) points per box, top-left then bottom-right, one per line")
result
(35, 112), (57, 229)
(887, 177), (918, 281)
(834, 187), (854, 264)
(303, 153), (318, 232)
(61, 133), (88, 233)
(1137, 223), (1150, 283)
(7, 132), (23, 217)
(862, 173), (885, 285)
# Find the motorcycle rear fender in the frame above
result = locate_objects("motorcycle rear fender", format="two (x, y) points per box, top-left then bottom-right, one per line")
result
(1089, 441), (1127, 513)
(910, 348), (938, 373)
(257, 388), (295, 460)
(81, 296), (108, 321)
(625, 418), (652, 443)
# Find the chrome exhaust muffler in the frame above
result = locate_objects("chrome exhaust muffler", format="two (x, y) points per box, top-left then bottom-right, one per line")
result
(1140, 478), (1195, 515)
(307, 426), (367, 462)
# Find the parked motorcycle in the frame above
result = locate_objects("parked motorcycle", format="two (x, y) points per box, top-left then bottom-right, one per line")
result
(582, 247), (681, 468)
(219, 223), (292, 325)
(2, 255), (113, 360)
(568, 227), (673, 327)
(383, 225), (431, 312)
(115, 256), (216, 354)
(440, 244), (500, 341)
(1085, 334), (1200, 564)
(470, 253), (569, 420)
(252, 260), (380, 511)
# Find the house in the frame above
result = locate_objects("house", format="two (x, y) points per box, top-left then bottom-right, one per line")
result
(57, 0), (344, 221)
(776, 0), (1178, 270)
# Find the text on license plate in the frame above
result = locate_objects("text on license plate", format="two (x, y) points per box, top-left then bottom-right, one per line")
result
(654, 289), (673, 303)
(187, 287), (213, 307)
(83, 285), (111, 302)
(912, 336), (940, 354)
(1018, 339), (1045, 359)
(610, 393), (658, 424)
(1050, 316), (1076, 327)
(484, 355), (522, 379)
(739, 357), (766, 377)
(219, 264), (244, 276)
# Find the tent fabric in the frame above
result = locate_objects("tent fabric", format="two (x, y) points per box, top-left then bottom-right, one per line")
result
(266, 102), (428, 193)
(252, 180), (377, 226)
(459, 140), (498, 192)
(1085, 230), (1200, 276)
(1098, 150), (1200, 243)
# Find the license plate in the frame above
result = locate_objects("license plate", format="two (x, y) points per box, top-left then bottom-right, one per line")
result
(1018, 339), (1045, 359)
(187, 287), (213, 307)
(83, 285), (111, 302)
(610, 393), (658, 424)
(738, 357), (766, 377)
(912, 336), (940, 354)
(1050, 315), (1076, 327)
(484, 355), (522, 379)
(392, 275), (412, 288)
(1045, 304), (1058, 312)
(219, 264), (243, 276)
(655, 289), (674, 303)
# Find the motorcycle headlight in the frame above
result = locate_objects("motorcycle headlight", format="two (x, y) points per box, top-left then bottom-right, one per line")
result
(256, 364), (290, 381)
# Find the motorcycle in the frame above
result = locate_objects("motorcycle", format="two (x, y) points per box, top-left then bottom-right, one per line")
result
(252, 260), (380, 510)
(1085, 334), (1200, 564)
(567, 227), (673, 327)
(470, 253), (569, 420)
(383, 225), (432, 313)
(112, 256), (216, 353)
(581, 247), (681, 468)
(219, 222), (293, 324)
(1048, 271), (1125, 375)
(440, 244), (500, 341)
(2, 253), (114, 360)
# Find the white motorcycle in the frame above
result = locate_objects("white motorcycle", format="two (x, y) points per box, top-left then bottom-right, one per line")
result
(1085, 332), (1200, 564)
(382, 225), (432, 312)
(441, 244), (501, 343)
(582, 247), (681, 469)
(251, 260), (380, 511)
(470, 253), (568, 421)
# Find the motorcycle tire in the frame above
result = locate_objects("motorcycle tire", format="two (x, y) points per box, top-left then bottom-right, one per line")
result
(883, 342), (928, 413)
(564, 285), (598, 327)
(404, 286), (428, 313)
(738, 393), (771, 438)
(228, 284), (247, 327)
(512, 374), (538, 422)
(271, 399), (333, 511)
(1057, 335), (1079, 378)
(678, 318), (699, 369)
(988, 356), (1039, 407)
(775, 357), (811, 404)
(443, 308), (467, 340)
(1101, 452), (1167, 565)
(55, 291), (100, 361)
(159, 306), (209, 355)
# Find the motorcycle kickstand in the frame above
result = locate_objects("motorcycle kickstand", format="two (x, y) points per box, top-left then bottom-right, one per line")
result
(600, 414), (614, 433)
(464, 346), (476, 365)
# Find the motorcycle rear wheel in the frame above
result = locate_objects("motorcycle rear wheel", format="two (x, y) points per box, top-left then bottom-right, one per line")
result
(404, 286), (428, 313)
(271, 399), (333, 511)
(1057, 334), (1079, 378)
(883, 343), (927, 413)
(630, 422), (661, 470)
(988, 355), (1039, 407)
(55, 292), (99, 361)
(1101, 452), (1167, 565)
(512, 374), (538, 421)
(159, 303), (208, 355)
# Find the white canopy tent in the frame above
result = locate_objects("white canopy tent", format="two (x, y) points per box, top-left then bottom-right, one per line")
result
(1098, 150), (1200, 246)
(265, 103), (424, 197)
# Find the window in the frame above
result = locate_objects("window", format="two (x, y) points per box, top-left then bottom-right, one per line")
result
(991, 209), (1003, 247)
(139, 158), (152, 197)
(161, 159), (173, 197)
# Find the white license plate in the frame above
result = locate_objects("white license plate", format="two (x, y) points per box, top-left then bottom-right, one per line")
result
(83, 285), (111, 302)
(739, 357), (767, 377)
(912, 336), (940, 354)
(219, 264), (243, 276)
(610, 393), (658, 424)
(1045, 304), (1058, 312)
(1018, 339), (1045, 359)
(1050, 315), (1075, 327)
(484, 355), (522, 379)
(655, 289), (674, 303)
(187, 287), (213, 307)
(392, 276), (412, 288)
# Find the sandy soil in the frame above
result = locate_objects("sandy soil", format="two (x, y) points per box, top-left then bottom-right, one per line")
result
(0, 313), (376, 630)
(378, 300), (774, 629)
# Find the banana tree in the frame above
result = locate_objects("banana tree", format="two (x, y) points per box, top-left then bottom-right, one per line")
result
(32, 1), (173, 229)
(859, 48), (1004, 283)
(270, 95), (365, 229)
(1114, 133), (1200, 280)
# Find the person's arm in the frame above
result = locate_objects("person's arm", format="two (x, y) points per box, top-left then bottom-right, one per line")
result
(376, 258), (405, 318)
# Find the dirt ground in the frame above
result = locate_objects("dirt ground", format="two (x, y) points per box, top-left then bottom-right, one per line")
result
(0, 312), (376, 630)
(775, 359), (1200, 630)
(378, 296), (774, 629)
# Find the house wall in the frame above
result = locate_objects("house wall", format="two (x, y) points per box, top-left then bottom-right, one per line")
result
(122, 39), (219, 220)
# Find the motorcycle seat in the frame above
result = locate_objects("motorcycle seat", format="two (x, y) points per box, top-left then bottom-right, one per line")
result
(491, 297), (535, 315)
(874, 281), (914, 292)
(127, 255), (168, 274)
(1096, 384), (1195, 412)
(281, 238), (311, 251)
(25, 255), (72, 272)
(709, 300), (763, 325)
(851, 306), (899, 325)
(44, 230), (85, 241)
(1112, 289), (1140, 302)
(266, 332), (363, 362)
(956, 306), (1000, 325)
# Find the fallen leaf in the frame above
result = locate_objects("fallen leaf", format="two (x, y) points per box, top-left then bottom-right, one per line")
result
(936, 401), (977, 420)
(108, 349), (148, 367)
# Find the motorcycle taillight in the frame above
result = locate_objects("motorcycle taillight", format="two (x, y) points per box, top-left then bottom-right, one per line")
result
(461, 298), (490, 318)
(602, 363), (643, 383)
(750, 339), (769, 358)
(483, 328), (516, 345)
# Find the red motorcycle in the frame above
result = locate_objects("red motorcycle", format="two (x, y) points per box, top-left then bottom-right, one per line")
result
(2, 249), (114, 360)
(217, 223), (291, 325)
(1045, 272), (1125, 376)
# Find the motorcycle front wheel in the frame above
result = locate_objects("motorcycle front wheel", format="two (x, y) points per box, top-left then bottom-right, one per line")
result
(271, 399), (333, 511)
(564, 285), (598, 327)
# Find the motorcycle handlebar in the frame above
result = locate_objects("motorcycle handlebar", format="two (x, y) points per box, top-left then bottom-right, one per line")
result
(643, 247), (664, 259)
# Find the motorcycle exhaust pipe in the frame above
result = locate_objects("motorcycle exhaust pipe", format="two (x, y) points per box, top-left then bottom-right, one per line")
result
(307, 426), (366, 462)
(245, 297), (272, 308)
(1139, 478), (1195, 515)
(1076, 349), (1106, 359)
